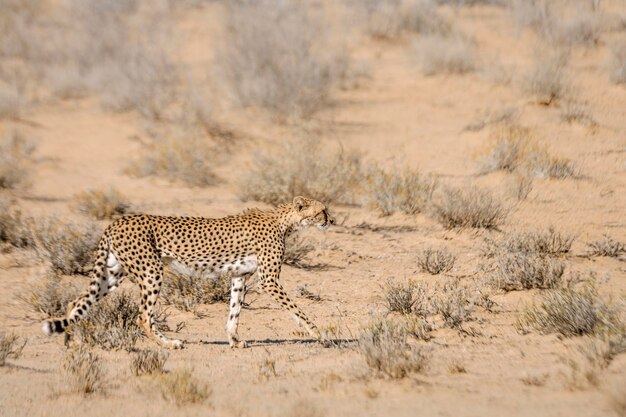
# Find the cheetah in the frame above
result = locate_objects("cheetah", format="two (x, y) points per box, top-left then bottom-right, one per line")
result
(42, 196), (334, 349)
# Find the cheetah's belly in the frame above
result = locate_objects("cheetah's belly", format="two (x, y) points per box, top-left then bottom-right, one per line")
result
(169, 255), (258, 279)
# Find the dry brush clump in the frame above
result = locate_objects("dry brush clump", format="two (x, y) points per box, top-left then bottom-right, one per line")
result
(72, 187), (131, 220)
(0, 332), (26, 366)
(587, 235), (625, 258)
(523, 48), (570, 105)
(364, 165), (436, 216)
(358, 317), (429, 379)
(31, 217), (101, 275)
(20, 275), (81, 317)
(413, 34), (475, 75)
(359, 0), (451, 39)
(0, 197), (32, 248)
(68, 291), (144, 351)
(417, 248), (455, 275)
(160, 265), (230, 312)
(0, 129), (36, 190)
(517, 281), (624, 338)
(63, 346), (106, 394)
(432, 278), (473, 328)
(284, 234), (315, 269)
(126, 135), (219, 187)
(159, 368), (211, 406)
(382, 279), (428, 316)
(430, 185), (508, 229)
(239, 137), (361, 205)
(483, 227), (573, 291)
(214, 0), (349, 119)
(478, 125), (578, 179)
(130, 349), (169, 376)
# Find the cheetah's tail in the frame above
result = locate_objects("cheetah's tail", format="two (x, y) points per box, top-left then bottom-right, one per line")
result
(42, 236), (110, 336)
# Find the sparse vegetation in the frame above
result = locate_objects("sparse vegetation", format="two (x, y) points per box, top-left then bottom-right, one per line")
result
(521, 372), (548, 386)
(431, 185), (508, 229)
(432, 278), (472, 328)
(130, 349), (168, 376)
(68, 291), (143, 351)
(63, 346), (105, 394)
(417, 248), (455, 275)
(0, 197), (32, 248)
(404, 315), (432, 341)
(360, 0), (451, 39)
(517, 281), (624, 337)
(587, 235), (624, 258)
(73, 188), (131, 220)
(214, 0), (349, 119)
(284, 235), (315, 269)
(524, 48), (570, 105)
(296, 285), (322, 302)
(560, 100), (597, 126)
(482, 227), (574, 258)
(413, 34), (475, 75)
(364, 165), (436, 215)
(257, 357), (277, 381)
(487, 252), (564, 291)
(561, 335), (626, 390)
(160, 266), (230, 312)
(507, 174), (533, 201)
(359, 317), (429, 379)
(0, 332), (26, 366)
(126, 135), (219, 187)
(159, 368), (211, 406)
(478, 125), (577, 179)
(0, 129), (36, 189)
(239, 137), (361, 205)
(383, 279), (428, 315)
(32, 217), (100, 275)
(20, 275), (81, 317)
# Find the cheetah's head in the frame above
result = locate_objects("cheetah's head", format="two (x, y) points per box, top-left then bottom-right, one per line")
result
(292, 196), (335, 231)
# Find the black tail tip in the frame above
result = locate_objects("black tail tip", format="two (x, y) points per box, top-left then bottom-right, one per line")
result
(42, 319), (66, 335)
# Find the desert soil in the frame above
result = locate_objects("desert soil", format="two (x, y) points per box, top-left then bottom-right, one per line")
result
(1, 2), (625, 417)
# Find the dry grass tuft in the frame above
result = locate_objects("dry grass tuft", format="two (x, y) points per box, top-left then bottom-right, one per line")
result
(431, 185), (508, 229)
(0, 332), (26, 366)
(68, 291), (144, 351)
(360, 0), (451, 39)
(0, 197), (32, 248)
(432, 278), (472, 328)
(523, 48), (570, 105)
(364, 165), (436, 215)
(159, 368), (211, 406)
(417, 248), (455, 275)
(507, 174), (534, 201)
(63, 346), (105, 394)
(126, 135), (219, 187)
(359, 317), (429, 379)
(478, 125), (578, 179)
(587, 235), (624, 258)
(0, 129), (36, 189)
(257, 357), (277, 381)
(609, 41), (626, 84)
(560, 100), (597, 126)
(413, 34), (475, 75)
(160, 265), (230, 312)
(239, 137), (361, 205)
(214, 0), (349, 119)
(296, 285), (322, 302)
(32, 217), (100, 275)
(487, 252), (564, 291)
(20, 275), (81, 317)
(284, 235), (315, 269)
(517, 281), (624, 337)
(130, 349), (168, 376)
(383, 279), (428, 315)
(483, 227), (574, 258)
(561, 334), (626, 390)
(520, 372), (548, 386)
(73, 188), (131, 220)
(404, 315), (433, 341)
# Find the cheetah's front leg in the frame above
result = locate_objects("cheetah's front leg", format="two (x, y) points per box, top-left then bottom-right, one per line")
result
(262, 279), (320, 340)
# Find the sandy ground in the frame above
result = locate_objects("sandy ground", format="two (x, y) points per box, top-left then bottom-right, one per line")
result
(1, 2), (625, 417)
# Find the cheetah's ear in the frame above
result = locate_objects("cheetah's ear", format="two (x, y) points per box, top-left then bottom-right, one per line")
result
(293, 196), (307, 211)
